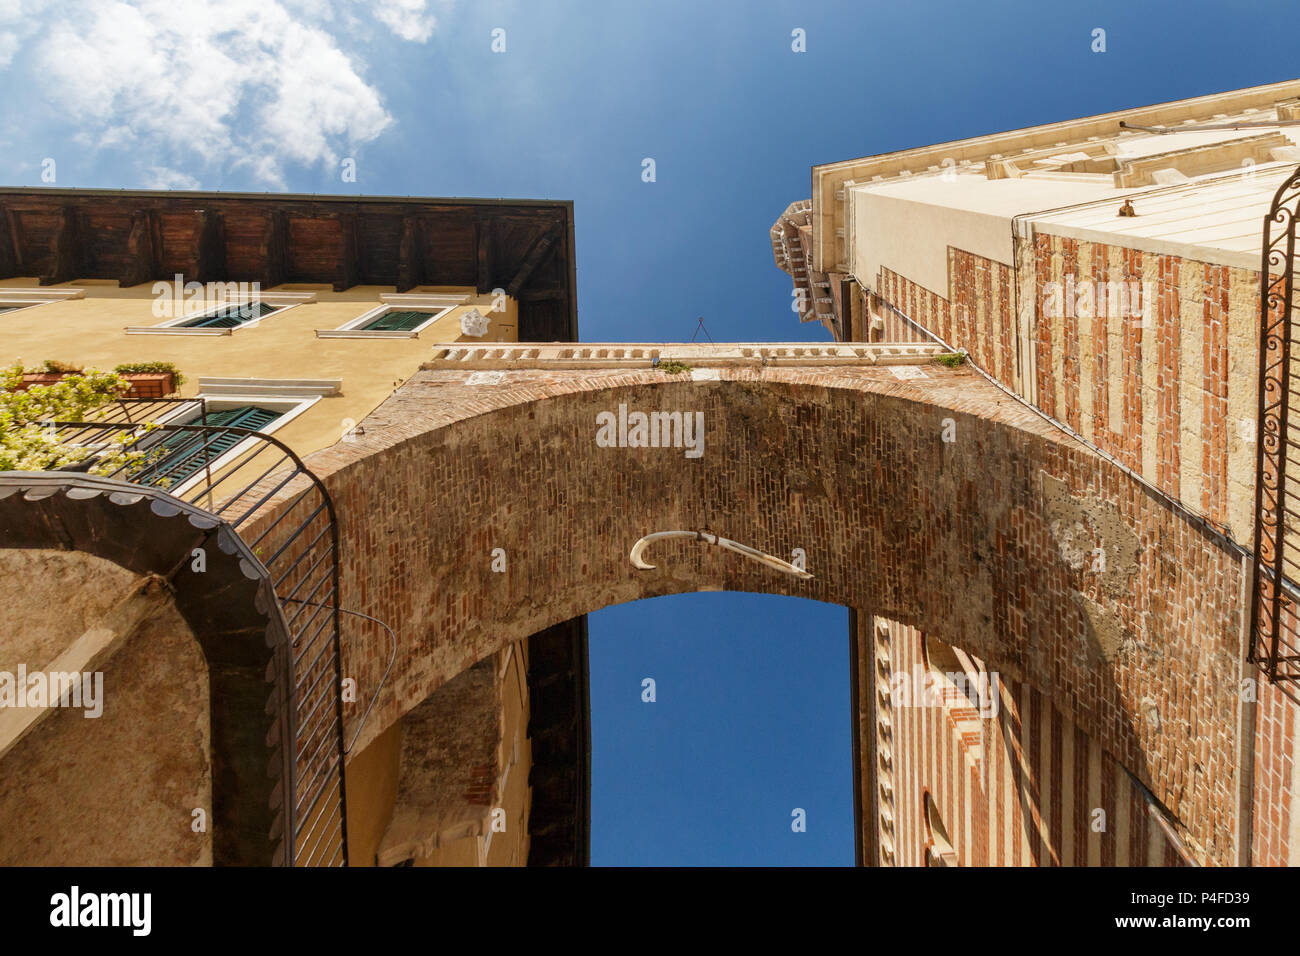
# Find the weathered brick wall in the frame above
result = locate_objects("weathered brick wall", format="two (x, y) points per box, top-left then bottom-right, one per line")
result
(874, 237), (1299, 864)
(1027, 234), (1258, 541)
(879, 250), (1015, 384)
(375, 651), (505, 866)
(869, 617), (1191, 866)
(243, 361), (1253, 864)
(1251, 672), (1296, 866)
(880, 237), (1259, 544)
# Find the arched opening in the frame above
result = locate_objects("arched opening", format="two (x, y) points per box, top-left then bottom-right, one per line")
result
(587, 591), (853, 865)
(922, 791), (958, 867)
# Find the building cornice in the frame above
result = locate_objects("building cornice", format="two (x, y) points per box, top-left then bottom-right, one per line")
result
(810, 78), (1300, 273)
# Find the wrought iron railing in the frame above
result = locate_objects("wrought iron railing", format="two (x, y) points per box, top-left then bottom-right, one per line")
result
(46, 408), (349, 864)
(1251, 165), (1300, 685)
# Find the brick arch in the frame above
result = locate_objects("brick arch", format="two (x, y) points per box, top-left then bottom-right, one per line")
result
(245, 362), (1247, 863)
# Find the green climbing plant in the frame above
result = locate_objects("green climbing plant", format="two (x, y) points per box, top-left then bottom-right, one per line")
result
(0, 364), (161, 474)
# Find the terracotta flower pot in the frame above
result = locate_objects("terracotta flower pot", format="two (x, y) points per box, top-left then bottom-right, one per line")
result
(10, 370), (177, 398)
(13, 372), (67, 391)
(119, 372), (176, 399)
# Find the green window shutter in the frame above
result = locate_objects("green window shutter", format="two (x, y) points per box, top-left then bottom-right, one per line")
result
(199, 406), (281, 429)
(361, 309), (430, 332)
(179, 300), (277, 329)
(144, 405), (281, 486)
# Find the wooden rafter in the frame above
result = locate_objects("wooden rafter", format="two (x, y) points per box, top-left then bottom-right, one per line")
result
(334, 213), (360, 292)
(396, 216), (423, 293)
(119, 210), (158, 288)
(261, 210), (289, 290)
(193, 210), (226, 283)
(0, 207), (18, 280)
(506, 226), (560, 298)
(475, 214), (494, 294)
(40, 207), (80, 286)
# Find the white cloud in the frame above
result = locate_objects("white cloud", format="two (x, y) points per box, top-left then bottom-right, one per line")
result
(368, 0), (442, 43)
(144, 165), (201, 190)
(0, 0), (449, 188)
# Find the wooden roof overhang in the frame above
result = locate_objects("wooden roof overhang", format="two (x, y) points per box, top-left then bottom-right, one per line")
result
(0, 188), (577, 341)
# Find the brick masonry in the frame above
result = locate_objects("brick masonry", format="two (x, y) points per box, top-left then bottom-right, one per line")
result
(865, 615), (1191, 866)
(874, 236), (1299, 865)
(241, 359), (1257, 864)
(883, 235), (1259, 545)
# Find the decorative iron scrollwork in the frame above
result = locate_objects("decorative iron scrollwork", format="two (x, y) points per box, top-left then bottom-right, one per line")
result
(1250, 165), (1300, 683)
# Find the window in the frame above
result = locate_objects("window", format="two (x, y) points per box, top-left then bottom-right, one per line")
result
(146, 405), (282, 486)
(175, 300), (284, 329)
(923, 792), (959, 867)
(126, 291), (314, 335)
(0, 287), (85, 315)
(359, 309), (438, 332)
(317, 293), (468, 338)
(129, 377), (337, 492)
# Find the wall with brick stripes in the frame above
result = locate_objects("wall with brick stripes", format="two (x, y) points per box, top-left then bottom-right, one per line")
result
(869, 617), (1191, 867)
(872, 235), (1299, 866)
(1251, 674), (1296, 866)
(879, 252), (1016, 383)
(876, 235), (1258, 545)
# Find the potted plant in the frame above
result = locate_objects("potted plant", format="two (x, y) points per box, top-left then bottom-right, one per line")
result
(112, 362), (186, 399)
(13, 360), (85, 391)
(9, 361), (186, 399)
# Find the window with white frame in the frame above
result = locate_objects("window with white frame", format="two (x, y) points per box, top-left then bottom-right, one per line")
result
(0, 287), (85, 315)
(144, 404), (287, 486)
(317, 293), (468, 339)
(126, 292), (315, 335)
(134, 378), (339, 492)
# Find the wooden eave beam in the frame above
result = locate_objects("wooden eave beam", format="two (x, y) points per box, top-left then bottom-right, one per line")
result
(334, 213), (361, 292)
(119, 209), (158, 287)
(260, 210), (289, 290)
(475, 213), (494, 294)
(193, 209), (226, 283)
(0, 206), (19, 279)
(396, 216), (423, 293)
(506, 226), (560, 299)
(39, 207), (81, 286)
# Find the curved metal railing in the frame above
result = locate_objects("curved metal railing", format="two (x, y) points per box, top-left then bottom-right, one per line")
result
(45, 410), (349, 865)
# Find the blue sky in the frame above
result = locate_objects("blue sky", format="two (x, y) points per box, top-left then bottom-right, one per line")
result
(0, 0), (1289, 865)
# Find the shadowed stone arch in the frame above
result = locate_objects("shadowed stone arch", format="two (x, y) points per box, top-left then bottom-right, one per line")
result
(0, 473), (296, 866)
(244, 361), (1248, 864)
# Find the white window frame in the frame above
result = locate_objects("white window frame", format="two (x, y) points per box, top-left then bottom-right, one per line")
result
(142, 377), (339, 495)
(0, 287), (85, 316)
(125, 291), (316, 336)
(316, 293), (468, 339)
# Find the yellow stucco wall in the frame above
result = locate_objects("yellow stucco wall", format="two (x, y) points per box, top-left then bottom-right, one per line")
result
(0, 279), (519, 460)
(413, 641), (532, 867)
(343, 719), (403, 867)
